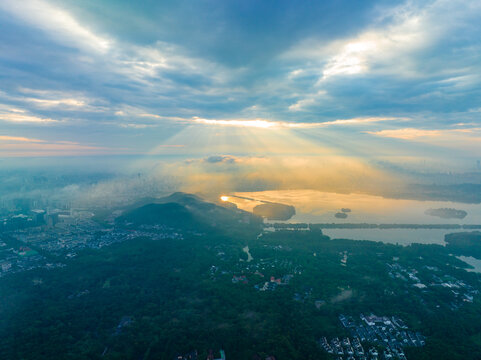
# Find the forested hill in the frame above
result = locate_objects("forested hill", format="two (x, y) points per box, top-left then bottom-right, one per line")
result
(117, 202), (200, 229)
(117, 192), (263, 233)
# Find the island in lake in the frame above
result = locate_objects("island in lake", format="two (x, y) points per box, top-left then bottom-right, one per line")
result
(425, 208), (467, 219)
(445, 231), (481, 259)
(253, 202), (296, 220)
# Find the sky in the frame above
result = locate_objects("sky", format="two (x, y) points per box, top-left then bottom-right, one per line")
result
(0, 0), (480, 175)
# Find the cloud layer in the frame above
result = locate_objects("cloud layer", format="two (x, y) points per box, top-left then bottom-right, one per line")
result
(0, 0), (479, 166)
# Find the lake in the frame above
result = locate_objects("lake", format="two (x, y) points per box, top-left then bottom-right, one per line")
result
(228, 189), (481, 245)
(456, 256), (481, 273)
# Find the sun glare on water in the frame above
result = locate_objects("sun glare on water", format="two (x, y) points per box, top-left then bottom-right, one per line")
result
(220, 196), (229, 202)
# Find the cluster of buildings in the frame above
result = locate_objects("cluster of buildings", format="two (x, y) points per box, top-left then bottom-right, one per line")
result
(209, 243), (300, 292)
(1, 210), (54, 230)
(175, 349), (226, 360)
(342, 314), (425, 348)
(0, 203), (97, 232)
(321, 314), (425, 359)
(0, 238), (51, 277)
(387, 262), (479, 310)
(232, 275), (248, 284)
(255, 275), (293, 291)
(229, 272), (293, 291)
(387, 263), (421, 284)
(175, 350), (279, 360)
(429, 273), (478, 308)
(0, 207), (184, 278)
(293, 287), (313, 302)
(226, 244), (302, 275)
(320, 336), (381, 360)
(14, 222), (181, 256)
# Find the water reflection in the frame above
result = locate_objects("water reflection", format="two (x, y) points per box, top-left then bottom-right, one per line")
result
(228, 190), (481, 245)
(231, 189), (481, 224)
